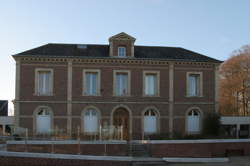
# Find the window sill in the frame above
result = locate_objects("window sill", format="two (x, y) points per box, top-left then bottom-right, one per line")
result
(113, 95), (131, 97)
(34, 93), (54, 96)
(143, 95), (160, 97)
(185, 95), (204, 98)
(82, 94), (102, 97)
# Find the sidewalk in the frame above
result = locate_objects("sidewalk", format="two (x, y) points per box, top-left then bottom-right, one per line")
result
(169, 156), (250, 166)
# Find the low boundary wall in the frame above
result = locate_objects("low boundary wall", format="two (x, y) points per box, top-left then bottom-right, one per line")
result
(0, 151), (131, 166)
(7, 139), (250, 157)
(144, 139), (250, 157)
(7, 140), (128, 156)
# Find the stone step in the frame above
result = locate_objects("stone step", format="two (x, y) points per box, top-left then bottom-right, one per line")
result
(132, 161), (168, 166)
(132, 151), (150, 157)
(129, 143), (150, 157)
(131, 145), (147, 150)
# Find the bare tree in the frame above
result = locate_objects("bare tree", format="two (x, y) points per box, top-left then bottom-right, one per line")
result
(219, 45), (250, 116)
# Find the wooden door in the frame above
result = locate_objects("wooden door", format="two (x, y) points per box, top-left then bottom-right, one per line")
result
(113, 108), (129, 140)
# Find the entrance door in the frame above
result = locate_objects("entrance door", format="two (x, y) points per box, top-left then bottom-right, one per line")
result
(113, 108), (129, 140)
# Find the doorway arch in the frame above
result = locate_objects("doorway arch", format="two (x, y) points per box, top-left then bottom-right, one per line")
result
(111, 105), (132, 140)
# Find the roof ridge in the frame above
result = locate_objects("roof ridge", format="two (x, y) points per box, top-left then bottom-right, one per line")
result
(47, 43), (109, 46)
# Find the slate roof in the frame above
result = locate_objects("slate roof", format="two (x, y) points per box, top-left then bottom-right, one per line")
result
(13, 43), (222, 63)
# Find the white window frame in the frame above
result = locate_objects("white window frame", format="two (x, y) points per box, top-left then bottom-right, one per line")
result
(113, 70), (131, 96)
(35, 68), (54, 96)
(143, 71), (160, 97)
(118, 46), (126, 57)
(83, 69), (101, 96)
(186, 72), (203, 97)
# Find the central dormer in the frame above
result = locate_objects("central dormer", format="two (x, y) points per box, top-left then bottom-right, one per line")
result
(109, 32), (136, 57)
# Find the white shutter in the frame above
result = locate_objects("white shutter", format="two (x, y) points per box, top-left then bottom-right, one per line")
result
(92, 74), (97, 95)
(86, 73), (91, 95)
(116, 75), (121, 95)
(45, 72), (50, 95)
(38, 72), (43, 95)
(122, 74), (128, 95)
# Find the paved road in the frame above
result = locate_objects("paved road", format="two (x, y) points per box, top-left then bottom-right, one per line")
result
(169, 156), (250, 166)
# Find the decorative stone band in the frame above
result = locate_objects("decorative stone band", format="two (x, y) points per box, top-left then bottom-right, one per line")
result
(14, 56), (216, 67)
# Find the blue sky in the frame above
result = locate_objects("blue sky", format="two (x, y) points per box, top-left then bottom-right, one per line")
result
(0, 0), (250, 114)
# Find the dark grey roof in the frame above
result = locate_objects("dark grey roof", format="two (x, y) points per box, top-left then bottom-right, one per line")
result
(13, 43), (222, 63)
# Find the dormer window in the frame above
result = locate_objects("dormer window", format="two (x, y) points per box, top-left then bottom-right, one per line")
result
(118, 47), (126, 57)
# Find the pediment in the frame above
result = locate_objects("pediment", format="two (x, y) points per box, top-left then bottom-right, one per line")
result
(109, 32), (136, 42)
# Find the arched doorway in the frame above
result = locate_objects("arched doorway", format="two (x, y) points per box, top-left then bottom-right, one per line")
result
(113, 108), (130, 140)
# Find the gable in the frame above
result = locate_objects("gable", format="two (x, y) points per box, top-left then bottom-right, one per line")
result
(109, 32), (136, 41)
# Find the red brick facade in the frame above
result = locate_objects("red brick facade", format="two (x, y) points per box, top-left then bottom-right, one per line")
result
(13, 32), (221, 139)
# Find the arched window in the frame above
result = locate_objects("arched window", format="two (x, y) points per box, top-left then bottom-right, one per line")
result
(143, 109), (157, 134)
(187, 109), (200, 133)
(83, 108), (98, 133)
(36, 108), (51, 134)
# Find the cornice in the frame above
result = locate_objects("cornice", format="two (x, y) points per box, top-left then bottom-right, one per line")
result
(15, 56), (219, 67)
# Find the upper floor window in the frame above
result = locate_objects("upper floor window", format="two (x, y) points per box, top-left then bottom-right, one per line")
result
(187, 72), (202, 97)
(35, 69), (53, 96)
(114, 70), (130, 96)
(143, 71), (160, 96)
(118, 47), (126, 57)
(83, 70), (100, 96)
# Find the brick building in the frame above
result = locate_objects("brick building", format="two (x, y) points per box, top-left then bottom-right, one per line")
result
(12, 32), (221, 139)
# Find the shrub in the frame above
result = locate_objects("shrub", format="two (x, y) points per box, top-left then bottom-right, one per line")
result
(148, 133), (170, 140)
(202, 112), (221, 136)
(13, 134), (22, 140)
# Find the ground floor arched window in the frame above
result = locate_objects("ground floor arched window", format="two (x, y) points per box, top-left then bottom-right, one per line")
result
(143, 109), (157, 134)
(36, 108), (51, 134)
(187, 109), (200, 133)
(83, 108), (98, 133)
